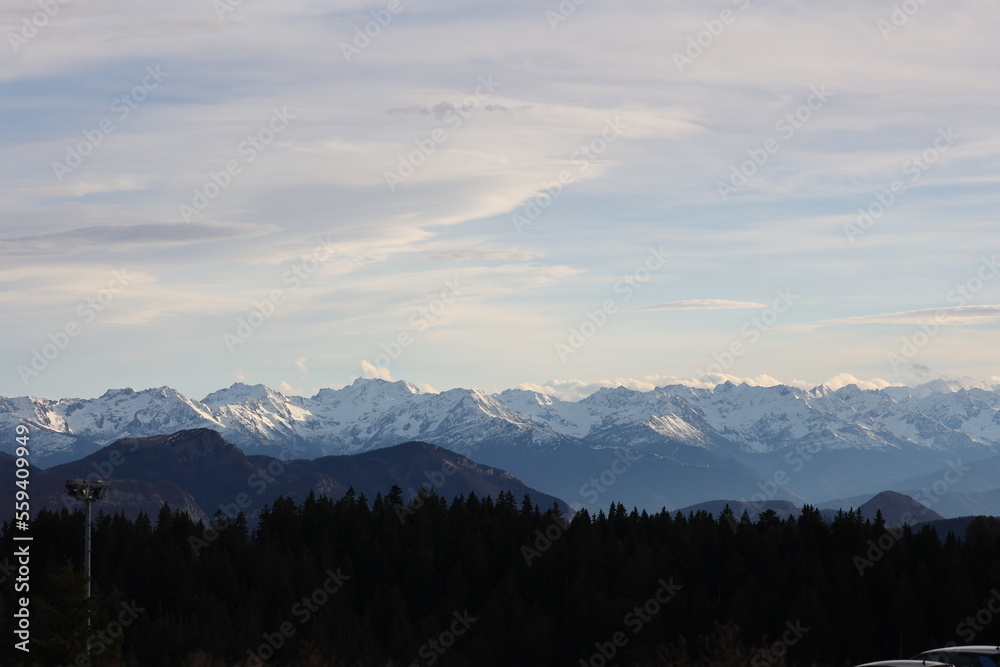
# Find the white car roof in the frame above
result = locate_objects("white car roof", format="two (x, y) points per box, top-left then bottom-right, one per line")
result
(855, 661), (953, 667)
(916, 647), (1000, 656)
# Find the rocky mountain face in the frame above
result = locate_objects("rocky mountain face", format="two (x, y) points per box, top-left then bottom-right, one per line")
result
(6, 378), (1000, 512)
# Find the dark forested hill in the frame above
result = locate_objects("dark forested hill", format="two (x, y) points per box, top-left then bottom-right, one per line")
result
(1, 429), (569, 523)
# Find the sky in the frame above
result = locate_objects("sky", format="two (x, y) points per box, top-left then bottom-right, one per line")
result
(2, 0), (999, 402)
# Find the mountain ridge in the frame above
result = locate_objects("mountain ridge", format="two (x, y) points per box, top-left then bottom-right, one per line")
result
(0, 429), (570, 523)
(7, 378), (1000, 512)
(10, 378), (1000, 461)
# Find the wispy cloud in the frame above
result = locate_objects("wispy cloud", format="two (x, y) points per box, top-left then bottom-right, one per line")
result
(794, 305), (1000, 330)
(360, 360), (392, 381)
(518, 373), (903, 401)
(805, 373), (901, 391)
(425, 247), (544, 262)
(0, 222), (277, 257)
(389, 101), (514, 119)
(2, 0), (997, 398)
(629, 299), (768, 312)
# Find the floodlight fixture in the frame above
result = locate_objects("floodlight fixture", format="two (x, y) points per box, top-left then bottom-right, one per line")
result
(64, 478), (109, 502)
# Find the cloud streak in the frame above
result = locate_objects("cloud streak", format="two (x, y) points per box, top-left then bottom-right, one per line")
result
(1, 0), (997, 398)
(629, 299), (769, 312)
(794, 305), (1000, 330)
(0, 222), (278, 257)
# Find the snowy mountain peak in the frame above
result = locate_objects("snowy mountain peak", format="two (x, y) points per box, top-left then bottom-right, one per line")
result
(904, 378), (1000, 396)
(98, 387), (135, 399)
(581, 385), (645, 407)
(10, 376), (1000, 516)
(496, 388), (555, 408)
(333, 377), (421, 401)
(201, 382), (282, 406)
(807, 384), (832, 398)
(6, 377), (1000, 473)
(95, 385), (192, 405)
(920, 378), (972, 394)
(355, 377), (420, 393)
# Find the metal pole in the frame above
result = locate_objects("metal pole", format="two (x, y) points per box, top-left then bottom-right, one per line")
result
(85, 497), (92, 603)
(83, 495), (93, 657)
(64, 479), (107, 653)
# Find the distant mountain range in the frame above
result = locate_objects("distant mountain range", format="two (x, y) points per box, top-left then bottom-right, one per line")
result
(673, 491), (1000, 544)
(676, 490), (945, 526)
(9, 427), (985, 546)
(0, 428), (567, 524)
(6, 377), (1000, 513)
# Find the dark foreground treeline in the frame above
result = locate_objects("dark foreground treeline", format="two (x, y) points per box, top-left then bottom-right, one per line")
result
(3, 489), (1000, 667)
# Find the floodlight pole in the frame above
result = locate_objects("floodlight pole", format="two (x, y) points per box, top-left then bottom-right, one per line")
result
(64, 479), (109, 643)
(84, 495), (93, 601)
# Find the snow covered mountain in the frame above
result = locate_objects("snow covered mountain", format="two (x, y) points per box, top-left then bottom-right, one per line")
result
(5, 378), (1000, 511)
(1, 380), (572, 464)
